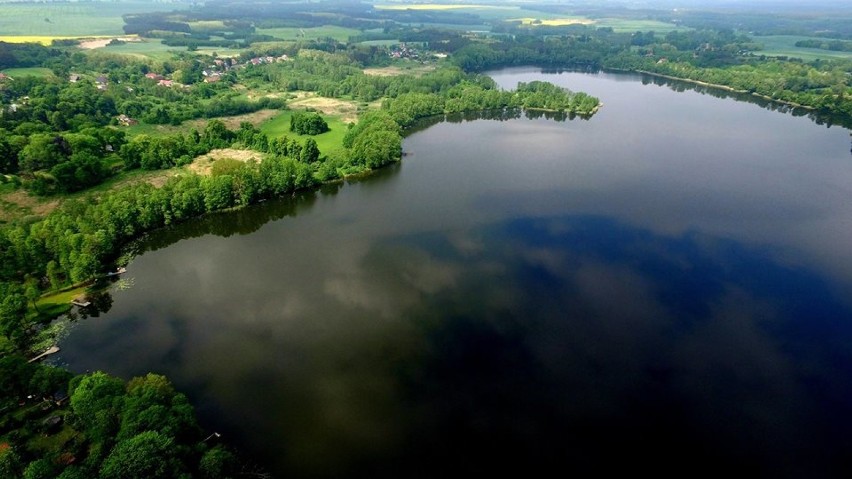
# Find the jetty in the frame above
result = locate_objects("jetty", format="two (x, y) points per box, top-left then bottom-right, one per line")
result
(71, 295), (91, 307)
(105, 267), (127, 277)
(28, 346), (60, 363)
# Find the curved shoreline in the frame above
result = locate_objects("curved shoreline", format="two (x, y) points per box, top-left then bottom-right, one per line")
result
(627, 69), (817, 112)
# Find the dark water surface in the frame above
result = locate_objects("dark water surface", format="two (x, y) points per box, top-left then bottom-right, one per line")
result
(59, 69), (852, 477)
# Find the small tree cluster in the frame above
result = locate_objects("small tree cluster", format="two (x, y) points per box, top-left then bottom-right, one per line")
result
(289, 111), (329, 135)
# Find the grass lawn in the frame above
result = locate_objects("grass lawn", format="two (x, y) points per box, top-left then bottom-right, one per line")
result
(256, 26), (361, 42)
(0, 67), (54, 78)
(755, 35), (852, 61)
(260, 111), (349, 157)
(35, 286), (89, 316)
(28, 423), (76, 454)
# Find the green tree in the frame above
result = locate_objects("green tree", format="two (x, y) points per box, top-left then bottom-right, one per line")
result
(351, 129), (402, 169)
(69, 372), (126, 445)
(290, 111), (329, 135)
(23, 458), (56, 479)
(301, 138), (320, 163)
(199, 446), (238, 479)
(99, 431), (184, 479)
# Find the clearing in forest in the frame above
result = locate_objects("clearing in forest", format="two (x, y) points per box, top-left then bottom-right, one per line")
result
(188, 149), (264, 176)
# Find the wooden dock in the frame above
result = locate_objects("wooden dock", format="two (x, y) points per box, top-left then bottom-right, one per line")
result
(28, 346), (60, 363)
(71, 300), (91, 307)
(105, 267), (127, 277)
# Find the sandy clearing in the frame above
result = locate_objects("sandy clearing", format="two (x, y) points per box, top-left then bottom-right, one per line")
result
(79, 36), (141, 49)
(363, 65), (436, 77)
(188, 148), (264, 176)
(288, 93), (361, 123)
(0, 189), (60, 220)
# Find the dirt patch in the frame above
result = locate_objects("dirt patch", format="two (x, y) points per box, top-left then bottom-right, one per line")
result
(245, 91), (287, 101)
(188, 149), (264, 176)
(186, 109), (283, 131)
(289, 93), (361, 123)
(78, 36), (140, 49)
(0, 189), (60, 220)
(363, 65), (436, 77)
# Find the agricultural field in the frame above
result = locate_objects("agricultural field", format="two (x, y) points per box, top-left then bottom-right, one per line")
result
(91, 38), (244, 60)
(256, 25), (361, 42)
(510, 17), (594, 26)
(0, 1), (187, 37)
(754, 35), (852, 61)
(590, 17), (685, 33)
(509, 16), (683, 33)
(93, 38), (185, 60)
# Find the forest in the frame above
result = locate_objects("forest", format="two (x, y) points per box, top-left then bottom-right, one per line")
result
(1, 1), (851, 477)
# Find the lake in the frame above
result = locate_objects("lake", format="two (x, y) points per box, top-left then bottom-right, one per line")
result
(58, 68), (852, 477)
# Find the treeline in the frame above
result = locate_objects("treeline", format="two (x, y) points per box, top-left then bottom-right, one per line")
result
(381, 80), (600, 128)
(0, 116), (400, 333)
(0, 359), (240, 479)
(1, 93), (285, 195)
(449, 28), (852, 121)
(0, 42), (63, 70)
(795, 39), (852, 52)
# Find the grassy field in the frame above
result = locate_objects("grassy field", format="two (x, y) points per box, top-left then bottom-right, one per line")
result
(94, 38), (190, 60)
(374, 4), (516, 11)
(754, 35), (852, 61)
(510, 17), (594, 26)
(592, 18), (685, 33)
(256, 25), (361, 42)
(359, 39), (401, 46)
(0, 67), (54, 78)
(260, 111), (349, 157)
(0, 2), (186, 37)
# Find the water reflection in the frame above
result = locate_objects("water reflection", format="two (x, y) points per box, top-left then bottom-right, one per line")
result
(56, 68), (852, 478)
(637, 73), (849, 129)
(495, 67), (852, 130)
(358, 215), (852, 476)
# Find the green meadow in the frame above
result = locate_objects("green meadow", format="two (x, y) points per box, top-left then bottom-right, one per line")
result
(256, 26), (361, 42)
(755, 35), (852, 61)
(260, 111), (350, 157)
(0, 67), (54, 78)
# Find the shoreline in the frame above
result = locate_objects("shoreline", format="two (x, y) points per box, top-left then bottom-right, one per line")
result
(628, 69), (816, 112)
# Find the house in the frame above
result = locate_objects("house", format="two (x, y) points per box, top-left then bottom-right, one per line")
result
(204, 73), (222, 83)
(145, 72), (164, 81)
(69, 74), (80, 82)
(157, 79), (174, 87)
(117, 114), (138, 126)
(96, 75), (108, 84)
